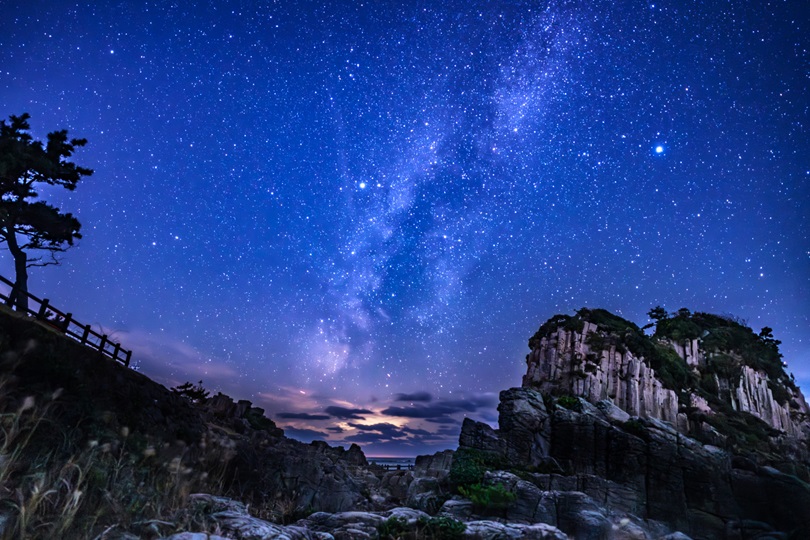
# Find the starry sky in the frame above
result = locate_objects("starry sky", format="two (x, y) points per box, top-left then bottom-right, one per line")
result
(1, 0), (808, 456)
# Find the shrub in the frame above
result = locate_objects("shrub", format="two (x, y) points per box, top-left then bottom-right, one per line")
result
(448, 448), (505, 489)
(622, 419), (647, 439)
(585, 331), (608, 352)
(417, 516), (466, 540)
(648, 343), (695, 393)
(378, 516), (466, 540)
(557, 395), (582, 412)
(459, 482), (516, 514)
(171, 380), (210, 405)
(378, 516), (409, 539)
(529, 314), (584, 348)
(698, 373), (719, 395)
(707, 353), (741, 380)
(657, 311), (788, 384)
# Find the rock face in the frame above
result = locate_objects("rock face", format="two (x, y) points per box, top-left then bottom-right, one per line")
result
(524, 321), (684, 428)
(456, 385), (810, 538)
(732, 365), (804, 435)
(523, 310), (810, 440)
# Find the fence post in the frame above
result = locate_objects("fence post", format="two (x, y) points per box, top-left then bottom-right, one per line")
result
(81, 325), (91, 345)
(125, 350), (132, 367)
(37, 298), (50, 320)
(113, 343), (121, 363)
(62, 313), (72, 333)
(99, 334), (108, 355)
(3, 284), (14, 306)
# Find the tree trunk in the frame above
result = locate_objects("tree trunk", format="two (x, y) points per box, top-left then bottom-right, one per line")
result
(6, 232), (29, 312)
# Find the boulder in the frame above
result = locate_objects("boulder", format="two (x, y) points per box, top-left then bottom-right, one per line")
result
(497, 387), (552, 467)
(462, 520), (568, 539)
(414, 449), (454, 478)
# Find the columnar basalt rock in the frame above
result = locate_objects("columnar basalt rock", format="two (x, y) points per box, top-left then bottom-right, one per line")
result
(523, 322), (684, 428)
(732, 365), (805, 436)
(666, 338), (702, 368)
(449, 309), (810, 538)
(524, 316), (810, 439)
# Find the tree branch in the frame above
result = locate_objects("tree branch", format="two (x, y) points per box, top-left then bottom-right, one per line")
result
(26, 250), (61, 268)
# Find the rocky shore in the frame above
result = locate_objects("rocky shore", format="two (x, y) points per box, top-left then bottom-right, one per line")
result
(1, 306), (808, 539)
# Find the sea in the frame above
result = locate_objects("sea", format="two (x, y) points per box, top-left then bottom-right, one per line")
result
(367, 456), (416, 469)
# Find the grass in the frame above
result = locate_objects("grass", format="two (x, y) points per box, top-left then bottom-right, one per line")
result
(0, 360), (235, 539)
(377, 515), (466, 540)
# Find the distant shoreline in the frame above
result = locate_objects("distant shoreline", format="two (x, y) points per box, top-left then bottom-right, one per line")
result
(367, 456), (416, 467)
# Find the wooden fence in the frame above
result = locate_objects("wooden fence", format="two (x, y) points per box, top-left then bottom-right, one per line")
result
(0, 274), (131, 367)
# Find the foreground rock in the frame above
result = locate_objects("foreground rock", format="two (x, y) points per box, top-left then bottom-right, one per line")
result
(0, 308), (382, 539)
(455, 385), (810, 537)
(160, 494), (570, 540)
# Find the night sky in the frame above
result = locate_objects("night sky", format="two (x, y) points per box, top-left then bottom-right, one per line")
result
(2, 0), (807, 456)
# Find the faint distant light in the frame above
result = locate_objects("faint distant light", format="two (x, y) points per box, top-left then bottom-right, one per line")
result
(110, 50), (114, 54)
(655, 145), (664, 154)
(359, 182), (366, 189)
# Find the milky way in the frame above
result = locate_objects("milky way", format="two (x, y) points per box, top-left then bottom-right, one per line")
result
(1, 0), (807, 455)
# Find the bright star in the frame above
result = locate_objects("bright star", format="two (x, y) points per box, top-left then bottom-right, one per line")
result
(655, 145), (664, 154)
(359, 182), (366, 189)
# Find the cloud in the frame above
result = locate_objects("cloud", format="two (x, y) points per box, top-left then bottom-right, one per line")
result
(255, 388), (330, 419)
(326, 426), (345, 433)
(283, 427), (331, 444)
(343, 422), (438, 445)
(325, 405), (374, 420)
(381, 405), (456, 419)
(381, 393), (498, 423)
(394, 391), (432, 402)
(277, 412), (331, 420)
(442, 394), (499, 411)
(425, 416), (460, 425)
(347, 422), (408, 439)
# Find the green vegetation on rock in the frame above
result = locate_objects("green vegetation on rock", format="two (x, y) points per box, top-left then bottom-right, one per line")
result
(530, 306), (795, 403)
(417, 516), (466, 540)
(654, 310), (789, 385)
(557, 395), (583, 412)
(377, 516), (466, 540)
(458, 482), (516, 514)
(448, 447), (506, 489)
(530, 307), (698, 394)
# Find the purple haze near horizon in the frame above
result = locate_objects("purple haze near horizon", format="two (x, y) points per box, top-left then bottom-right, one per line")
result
(1, 0), (807, 456)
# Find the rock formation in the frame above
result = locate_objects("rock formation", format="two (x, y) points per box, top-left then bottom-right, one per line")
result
(523, 308), (810, 443)
(453, 308), (810, 538)
(4, 303), (810, 539)
(524, 320), (684, 428)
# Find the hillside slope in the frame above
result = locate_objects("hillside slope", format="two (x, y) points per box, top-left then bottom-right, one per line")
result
(0, 307), (376, 538)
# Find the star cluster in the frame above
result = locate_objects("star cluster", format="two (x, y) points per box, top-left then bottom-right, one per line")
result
(1, 0), (807, 455)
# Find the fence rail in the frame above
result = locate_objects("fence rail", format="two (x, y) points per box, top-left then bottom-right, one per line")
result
(0, 274), (131, 367)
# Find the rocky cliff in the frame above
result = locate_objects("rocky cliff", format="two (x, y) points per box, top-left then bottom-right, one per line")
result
(523, 308), (810, 446)
(456, 388), (810, 538)
(450, 308), (810, 538)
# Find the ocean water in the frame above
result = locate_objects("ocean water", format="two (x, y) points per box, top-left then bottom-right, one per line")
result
(368, 456), (416, 468)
